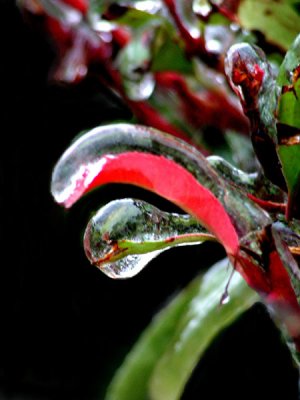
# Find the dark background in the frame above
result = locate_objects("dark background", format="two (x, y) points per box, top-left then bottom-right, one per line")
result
(1, 1), (299, 399)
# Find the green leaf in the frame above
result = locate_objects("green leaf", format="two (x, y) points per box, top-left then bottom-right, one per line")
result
(117, 38), (150, 76)
(276, 34), (300, 218)
(151, 34), (193, 74)
(277, 33), (300, 86)
(278, 144), (300, 217)
(277, 33), (300, 129)
(116, 8), (163, 30)
(238, 0), (300, 50)
(277, 79), (300, 129)
(105, 259), (258, 400)
(116, 36), (155, 101)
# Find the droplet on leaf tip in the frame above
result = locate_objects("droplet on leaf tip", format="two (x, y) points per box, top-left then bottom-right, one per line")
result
(220, 291), (230, 305)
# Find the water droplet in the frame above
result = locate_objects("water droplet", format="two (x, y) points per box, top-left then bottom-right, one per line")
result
(193, 0), (212, 18)
(134, 1), (162, 14)
(205, 26), (233, 55)
(220, 262), (236, 305)
(220, 291), (230, 305)
(124, 72), (155, 101)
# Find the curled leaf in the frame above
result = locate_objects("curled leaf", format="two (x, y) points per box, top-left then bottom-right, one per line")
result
(51, 124), (271, 254)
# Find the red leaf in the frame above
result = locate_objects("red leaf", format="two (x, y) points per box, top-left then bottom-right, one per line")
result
(267, 251), (300, 348)
(236, 254), (270, 294)
(267, 251), (299, 310)
(237, 248), (300, 348)
(53, 151), (239, 255)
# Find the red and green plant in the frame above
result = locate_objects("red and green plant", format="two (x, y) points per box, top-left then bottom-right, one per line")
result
(19, 0), (300, 398)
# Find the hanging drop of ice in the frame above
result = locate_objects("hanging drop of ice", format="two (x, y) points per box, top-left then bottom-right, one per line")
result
(220, 291), (230, 305)
(193, 0), (212, 18)
(205, 25), (233, 55)
(124, 72), (155, 101)
(84, 198), (212, 278)
(134, 1), (162, 14)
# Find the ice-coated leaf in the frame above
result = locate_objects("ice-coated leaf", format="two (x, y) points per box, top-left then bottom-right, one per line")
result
(105, 258), (258, 400)
(225, 43), (277, 138)
(237, 0), (300, 50)
(207, 155), (285, 202)
(225, 42), (287, 190)
(84, 198), (215, 278)
(51, 124), (272, 255)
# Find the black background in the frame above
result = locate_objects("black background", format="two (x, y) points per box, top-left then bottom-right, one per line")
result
(1, 2), (299, 399)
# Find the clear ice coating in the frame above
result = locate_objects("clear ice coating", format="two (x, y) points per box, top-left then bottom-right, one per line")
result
(174, 0), (202, 39)
(123, 72), (156, 101)
(133, 0), (163, 14)
(51, 123), (272, 238)
(193, 0), (212, 18)
(224, 43), (271, 106)
(204, 25), (233, 55)
(50, 123), (224, 208)
(83, 198), (212, 278)
(117, 34), (155, 101)
(220, 291), (230, 305)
